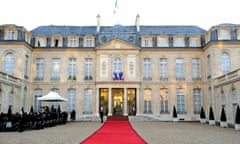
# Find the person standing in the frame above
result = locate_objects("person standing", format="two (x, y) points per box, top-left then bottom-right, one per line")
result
(99, 104), (104, 123)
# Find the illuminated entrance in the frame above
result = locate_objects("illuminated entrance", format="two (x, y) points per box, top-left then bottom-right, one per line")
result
(99, 88), (136, 116)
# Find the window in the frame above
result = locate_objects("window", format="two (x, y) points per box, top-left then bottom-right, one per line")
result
(207, 55), (211, 78)
(144, 88), (152, 113)
(193, 88), (201, 114)
(177, 89), (185, 113)
(143, 58), (151, 80)
(24, 55), (29, 78)
(35, 59), (44, 80)
(192, 58), (201, 80)
(8, 30), (15, 40)
(83, 88), (92, 114)
(68, 58), (76, 80)
(54, 39), (59, 47)
(219, 29), (228, 40)
(160, 88), (168, 113)
(176, 59), (184, 80)
(208, 87), (213, 106)
(159, 37), (167, 47)
(143, 38), (150, 47)
(38, 38), (44, 47)
(220, 52), (230, 74)
(191, 37), (198, 47)
(85, 58), (93, 80)
(34, 89), (42, 112)
(70, 38), (76, 47)
(51, 58), (60, 80)
(232, 88), (237, 103)
(175, 37), (184, 47)
(86, 37), (92, 47)
(160, 58), (168, 80)
(22, 87), (27, 111)
(51, 88), (59, 109)
(5, 52), (15, 75)
(67, 89), (76, 112)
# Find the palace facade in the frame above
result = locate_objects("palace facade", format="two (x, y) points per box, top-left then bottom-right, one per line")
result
(1, 15), (240, 125)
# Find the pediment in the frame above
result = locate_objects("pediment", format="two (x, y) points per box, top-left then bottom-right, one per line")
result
(96, 39), (140, 50)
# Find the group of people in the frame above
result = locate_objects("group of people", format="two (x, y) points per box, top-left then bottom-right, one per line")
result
(0, 106), (68, 132)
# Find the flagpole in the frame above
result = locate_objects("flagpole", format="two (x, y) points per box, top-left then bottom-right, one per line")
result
(113, 0), (119, 25)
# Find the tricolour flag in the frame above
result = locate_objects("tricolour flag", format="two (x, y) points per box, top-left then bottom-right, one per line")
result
(113, 0), (118, 14)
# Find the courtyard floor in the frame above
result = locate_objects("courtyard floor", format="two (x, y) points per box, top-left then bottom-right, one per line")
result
(0, 121), (240, 144)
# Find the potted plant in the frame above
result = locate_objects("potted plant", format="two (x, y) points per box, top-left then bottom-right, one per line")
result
(235, 105), (240, 130)
(208, 106), (215, 125)
(172, 105), (178, 122)
(200, 106), (206, 123)
(220, 107), (227, 128)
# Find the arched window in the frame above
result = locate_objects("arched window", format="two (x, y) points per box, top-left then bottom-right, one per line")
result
(113, 57), (123, 72)
(22, 87), (27, 110)
(177, 89), (185, 113)
(83, 88), (92, 114)
(5, 52), (15, 75)
(221, 52), (230, 74)
(34, 89), (42, 112)
(144, 88), (152, 113)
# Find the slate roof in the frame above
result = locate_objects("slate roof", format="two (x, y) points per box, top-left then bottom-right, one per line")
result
(31, 24), (206, 37)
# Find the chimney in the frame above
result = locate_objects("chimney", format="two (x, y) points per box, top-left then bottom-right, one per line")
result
(135, 14), (140, 32)
(96, 14), (102, 32)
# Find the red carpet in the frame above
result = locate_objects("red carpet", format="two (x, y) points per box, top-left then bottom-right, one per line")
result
(80, 116), (147, 144)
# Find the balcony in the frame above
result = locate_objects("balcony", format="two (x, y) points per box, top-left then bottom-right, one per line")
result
(215, 68), (240, 86)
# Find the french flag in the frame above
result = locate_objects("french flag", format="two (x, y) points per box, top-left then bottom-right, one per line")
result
(113, 0), (118, 14)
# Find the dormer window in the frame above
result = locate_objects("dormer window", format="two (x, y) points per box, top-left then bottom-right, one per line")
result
(218, 29), (230, 40)
(70, 38), (76, 47)
(54, 39), (59, 47)
(158, 36), (168, 47)
(143, 38), (149, 47)
(8, 30), (15, 40)
(190, 36), (200, 47)
(174, 37), (184, 47)
(86, 37), (92, 47)
(38, 38), (44, 47)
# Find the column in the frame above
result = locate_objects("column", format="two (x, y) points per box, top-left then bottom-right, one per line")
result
(108, 88), (112, 116)
(96, 88), (99, 116)
(124, 88), (128, 115)
(136, 88), (140, 115)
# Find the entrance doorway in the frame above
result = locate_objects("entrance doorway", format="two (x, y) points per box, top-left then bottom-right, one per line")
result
(112, 88), (124, 115)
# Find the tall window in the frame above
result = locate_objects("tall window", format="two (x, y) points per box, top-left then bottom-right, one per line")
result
(144, 88), (152, 113)
(113, 57), (122, 72)
(209, 87), (212, 106)
(143, 58), (151, 80)
(143, 38), (150, 47)
(70, 38), (76, 47)
(177, 89), (185, 113)
(86, 37), (92, 47)
(160, 58), (168, 80)
(219, 29), (228, 40)
(34, 89), (42, 112)
(5, 52), (15, 75)
(51, 58), (60, 80)
(176, 59), (184, 80)
(22, 87), (27, 111)
(51, 88), (59, 109)
(24, 55), (29, 78)
(8, 30), (15, 40)
(84, 88), (92, 114)
(160, 88), (168, 113)
(67, 89), (76, 112)
(192, 58), (201, 80)
(175, 37), (184, 47)
(38, 38), (44, 47)
(85, 58), (93, 80)
(221, 52), (230, 74)
(35, 58), (44, 80)
(68, 58), (76, 80)
(159, 37), (167, 47)
(207, 55), (211, 78)
(191, 37), (198, 47)
(193, 88), (201, 114)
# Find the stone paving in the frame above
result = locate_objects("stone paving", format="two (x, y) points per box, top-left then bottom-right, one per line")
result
(0, 121), (240, 144)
